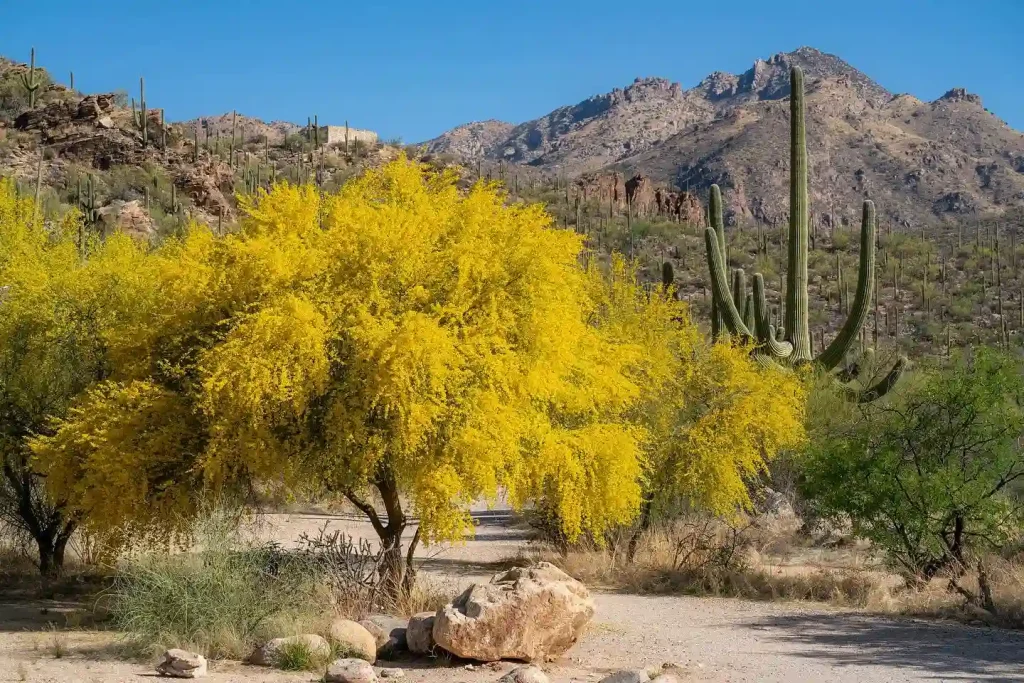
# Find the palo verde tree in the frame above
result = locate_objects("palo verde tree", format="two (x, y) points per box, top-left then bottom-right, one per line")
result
(0, 178), (165, 576)
(32, 157), (806, 598)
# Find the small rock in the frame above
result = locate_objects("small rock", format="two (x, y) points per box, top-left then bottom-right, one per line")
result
(406, 612), (436, 655)
(378, 668), (405, 679)
(246, 634), (331, 667)
(328, 618), (377, 663)
(325, 657), (378, 683)
(599, 671), (650, 683)
(499, 665), (550, 683)
(155, 649), (207, 678)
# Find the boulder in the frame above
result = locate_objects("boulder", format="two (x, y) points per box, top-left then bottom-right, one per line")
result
(378, 627), (408, 660)
(324, 658), (378, 683)
(97, 199), (155, 241)
(328, 618), (377, 663)
(360, 615), (407, 649)
(155, 649), (207, 678)
(498, 665), (550, 682)
(246, 633), (331, 667)
(406, 612), (436, 655)
(433, 562), (594, 662)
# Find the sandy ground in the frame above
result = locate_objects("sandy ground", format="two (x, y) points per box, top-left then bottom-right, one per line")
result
(2, 508), (1024, 682)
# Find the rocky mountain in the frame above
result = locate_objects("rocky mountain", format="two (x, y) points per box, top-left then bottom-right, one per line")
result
(424, 47), (1024, 227)
(176, 112), (301, 144)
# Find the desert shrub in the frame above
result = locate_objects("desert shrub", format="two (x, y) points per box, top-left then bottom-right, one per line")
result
(528, 516), (884, 606)
(801, 347), (1024, 595)
(108, 515), (322, 659)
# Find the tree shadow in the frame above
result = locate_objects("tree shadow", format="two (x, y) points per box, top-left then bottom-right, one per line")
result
(746, 611), (1024, 681)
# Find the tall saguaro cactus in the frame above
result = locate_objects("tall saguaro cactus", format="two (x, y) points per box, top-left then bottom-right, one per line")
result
(20, 48), (41, 109)
(786, 66), (811, 362)
(703, 66), (905, 403)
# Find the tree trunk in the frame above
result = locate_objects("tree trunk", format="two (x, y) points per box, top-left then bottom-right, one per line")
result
(345, 467), (418, 606)
(3, 455), (76, 580)
(36, 525), (73, 581)
(626, 499), (653, 564)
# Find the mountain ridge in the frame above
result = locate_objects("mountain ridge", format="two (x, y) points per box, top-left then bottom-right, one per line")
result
(423, 46), (1024, 226)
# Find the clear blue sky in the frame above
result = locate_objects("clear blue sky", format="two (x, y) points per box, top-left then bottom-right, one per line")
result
(3, 0), (1022, 142)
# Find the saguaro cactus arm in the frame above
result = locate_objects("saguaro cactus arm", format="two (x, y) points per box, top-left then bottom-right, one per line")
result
(752, 273), (794, 359)
(817, 200), (876, 370)
(837, 356), (909, 404)
(710, 185), (727, 340)
(704, 228), (751, 338)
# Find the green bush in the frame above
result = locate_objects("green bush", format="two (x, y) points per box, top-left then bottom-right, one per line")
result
(801, 347), (1024, 582)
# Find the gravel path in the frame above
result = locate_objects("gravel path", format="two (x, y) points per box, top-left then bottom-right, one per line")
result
(1, 509), (1023, 682)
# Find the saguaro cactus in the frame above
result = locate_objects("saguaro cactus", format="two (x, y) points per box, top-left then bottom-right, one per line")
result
(132, 78), (149, 148)
(20, 48), (41, 109)
(702, 66), (905, 403)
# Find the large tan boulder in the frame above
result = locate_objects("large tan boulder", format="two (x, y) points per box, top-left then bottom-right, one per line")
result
(327, 618), (376, 663)
(433, 562), (594, 662)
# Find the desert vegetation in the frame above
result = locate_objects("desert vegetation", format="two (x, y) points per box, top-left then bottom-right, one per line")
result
(1, 49), (1023, 683)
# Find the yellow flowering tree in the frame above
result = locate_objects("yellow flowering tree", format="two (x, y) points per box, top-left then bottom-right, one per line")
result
(0, 178), (171, 575)
(30, 157), (806, 593)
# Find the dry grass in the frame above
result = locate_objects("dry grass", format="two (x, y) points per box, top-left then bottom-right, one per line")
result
(395, 575), (458, 618)
(522, 517), (1024, 629)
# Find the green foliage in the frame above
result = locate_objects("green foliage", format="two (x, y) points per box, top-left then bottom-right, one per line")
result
(801, 347), (1024, 579)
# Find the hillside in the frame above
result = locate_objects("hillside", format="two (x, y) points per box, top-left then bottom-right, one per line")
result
(2, 47), (1024, 358)
(0, 54), (399, 238)
(424, 47), (1024, 227)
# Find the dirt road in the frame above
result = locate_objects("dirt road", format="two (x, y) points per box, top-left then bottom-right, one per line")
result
(1, 509), (1022, 682)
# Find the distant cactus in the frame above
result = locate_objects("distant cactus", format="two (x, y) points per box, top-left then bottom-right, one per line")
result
(131, 78), (149, 148)
(230, 111), (237, 166)
(661, 261), (675, 294)
(19, 48), (41, 109)
(702, 66), (905, 403)
(78, 174), (100, 226)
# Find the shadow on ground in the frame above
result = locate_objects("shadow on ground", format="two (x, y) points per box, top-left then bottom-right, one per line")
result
(747, 611), (1024, 682)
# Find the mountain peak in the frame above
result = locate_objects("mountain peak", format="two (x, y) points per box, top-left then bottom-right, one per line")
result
(701, 46), (892, 106)
(937, 87), (983, 106)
